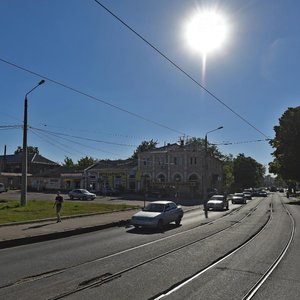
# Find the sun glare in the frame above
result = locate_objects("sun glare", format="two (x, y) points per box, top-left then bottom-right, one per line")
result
(185, 10), (229, 55)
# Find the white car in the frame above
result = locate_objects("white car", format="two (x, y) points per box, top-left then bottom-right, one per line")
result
(68, 189), (96, 200)
(131, 201), (184, 230)
(232, 193), (246, 204)
(206, 195), (229, 210)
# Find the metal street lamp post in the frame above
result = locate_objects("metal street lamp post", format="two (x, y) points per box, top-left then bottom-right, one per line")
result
(21, 80), (45, 206)
(203, 126), (223, 216)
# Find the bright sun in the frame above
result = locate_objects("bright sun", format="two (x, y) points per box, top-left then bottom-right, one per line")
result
(185, 10), (229, 55)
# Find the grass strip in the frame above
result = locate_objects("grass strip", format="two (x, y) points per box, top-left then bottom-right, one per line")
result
(0, 199), (138, 225)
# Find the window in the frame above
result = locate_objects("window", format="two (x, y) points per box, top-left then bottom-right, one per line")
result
(157, 174), (166, 182)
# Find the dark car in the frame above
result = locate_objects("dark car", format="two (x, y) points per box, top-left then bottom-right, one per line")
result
(231, 193), (246, 204)
(100, 186), (119, 196)
(258, 190), (268, 197)
(206, 195), (229, 211)
(68, 189), (96, 200)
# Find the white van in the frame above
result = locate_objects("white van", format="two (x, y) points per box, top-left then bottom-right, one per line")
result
(0, 183), (5, 193)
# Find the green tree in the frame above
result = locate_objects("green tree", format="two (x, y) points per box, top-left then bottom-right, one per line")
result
(222, 154), (234, 193)
(77, 156), (96, 169)
(185, 137), (224, 160)
(14, 146), (39, 155)
(131, 139), (158, 159)
(62, 156), (74, 168)
(233, 154), (265, 190)
(269, 106), (300, 181)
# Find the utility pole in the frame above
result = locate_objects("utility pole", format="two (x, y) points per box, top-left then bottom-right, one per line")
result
(21, 80), (45, 206)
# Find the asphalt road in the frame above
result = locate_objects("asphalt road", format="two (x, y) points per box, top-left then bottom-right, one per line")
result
(0, 193), (299, 299)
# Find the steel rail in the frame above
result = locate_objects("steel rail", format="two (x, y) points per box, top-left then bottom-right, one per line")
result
(47, 198), (270, 300)
(241, 196), (295, 300)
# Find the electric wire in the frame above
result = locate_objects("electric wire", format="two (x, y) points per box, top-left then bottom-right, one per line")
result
(31, 127), (137, 148)
(0, 57), (186, 136)
(30, 127), (120, 157)
(29, 128), (79, 156)
(93, 0), (270, 140)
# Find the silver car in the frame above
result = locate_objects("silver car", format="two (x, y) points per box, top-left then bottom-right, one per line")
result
(131, 201), (184, 230)
(68, 189), (96, 200)
(207, 195), (229, 210)
(231, 193), (246, 204)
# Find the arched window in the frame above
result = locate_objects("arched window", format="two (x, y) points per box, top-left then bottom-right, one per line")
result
(157, 174), (166, 183)
(189, 174), (198, 181)
(174, 174), (182, 182)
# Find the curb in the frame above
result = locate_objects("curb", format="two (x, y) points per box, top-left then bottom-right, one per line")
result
(0, 208), (139, 228)
(0, 219), (131, 249)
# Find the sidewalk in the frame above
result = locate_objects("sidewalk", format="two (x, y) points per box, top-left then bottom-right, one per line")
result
(0, 205), (199, 249)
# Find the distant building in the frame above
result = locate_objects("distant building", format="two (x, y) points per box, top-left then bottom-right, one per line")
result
(84, 159), (137, 193)
(0, 153), (59, 189)
(138, 142), (223, 199)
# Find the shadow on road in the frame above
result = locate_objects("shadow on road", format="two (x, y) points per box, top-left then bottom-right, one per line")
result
(286, 200), (300, 206)
(126, 223), (182, 235)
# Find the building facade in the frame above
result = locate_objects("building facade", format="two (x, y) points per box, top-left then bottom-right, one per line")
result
(84, 159), (137, 193)
(138, 143), (224, 199)
(0, 153), (60, 189)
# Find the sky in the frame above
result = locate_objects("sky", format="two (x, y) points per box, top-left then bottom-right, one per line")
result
(0, 0), (299, 171)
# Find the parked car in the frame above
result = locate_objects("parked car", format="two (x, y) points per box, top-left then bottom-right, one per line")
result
(131, 201), (184, 230)
(232, 193), (246, 204)
(68, 189), (96, 200)
(0, 183), (6, 193)
(100, 186), (119, 196)
(206, 195), (229, 211)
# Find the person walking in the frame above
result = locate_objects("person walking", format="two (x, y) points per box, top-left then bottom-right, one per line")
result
(53, 191), (64, 222)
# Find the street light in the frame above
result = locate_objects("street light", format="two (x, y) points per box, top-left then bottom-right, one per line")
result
(203, 126), (223, 201)
(21, 80), (45, 206)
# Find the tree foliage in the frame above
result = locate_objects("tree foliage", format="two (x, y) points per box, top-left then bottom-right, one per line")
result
(269, 106), (300, 181)
(14, 146), (39, 155)
(131, 139), (158, 159)
(185, 137), (224, 160)
(62, 156), (74, 168)
(233, 154), (265, 190)
(77, 156), (97, 169)
(222, 154), (235, 192)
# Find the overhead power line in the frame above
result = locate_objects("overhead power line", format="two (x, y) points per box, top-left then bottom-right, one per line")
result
(0, 58), (185, 136)
(93, 0), (270, 140)
(30, 126), (137, 148)
(212, 139), (270, 146)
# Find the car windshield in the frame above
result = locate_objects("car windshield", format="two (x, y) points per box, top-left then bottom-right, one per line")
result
(80, 189), (89, 193)
(143, 203), (165, 212)
(210, 196), (224, 200)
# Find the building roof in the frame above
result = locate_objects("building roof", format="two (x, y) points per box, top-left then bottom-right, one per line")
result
(140, 143), (206, 154)
(85, 159), (137, 171)
(0, 153), (59, 166)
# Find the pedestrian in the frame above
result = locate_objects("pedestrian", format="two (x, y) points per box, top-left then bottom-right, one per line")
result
(53, 191), (64, 222)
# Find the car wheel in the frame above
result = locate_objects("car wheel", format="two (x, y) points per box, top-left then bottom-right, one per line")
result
(175, 217), (182, 226)
(70, 195), (73, 200)
(157, 219), (164, 231)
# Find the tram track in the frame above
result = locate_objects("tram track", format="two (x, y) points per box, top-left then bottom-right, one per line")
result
(152, 194), (295, 300)
(46, 197), (270, 300)
(0, 196), (272, 300)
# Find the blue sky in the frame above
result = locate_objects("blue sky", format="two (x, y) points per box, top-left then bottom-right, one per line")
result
(0, 0), (299, 170)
